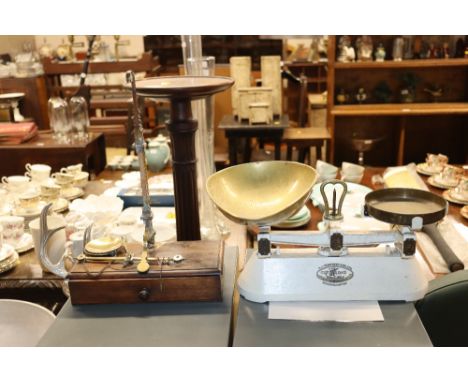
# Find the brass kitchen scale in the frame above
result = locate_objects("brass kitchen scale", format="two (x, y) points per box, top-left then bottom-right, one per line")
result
(207, 161), (449, 303)
(38, 73), (234, 305)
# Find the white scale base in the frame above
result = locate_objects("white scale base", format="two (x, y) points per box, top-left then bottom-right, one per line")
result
(238, 247), (428, 303)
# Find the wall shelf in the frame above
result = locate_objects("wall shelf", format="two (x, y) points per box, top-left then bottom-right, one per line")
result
(332, 102), (468, 116)
(334, 58), (468, 70)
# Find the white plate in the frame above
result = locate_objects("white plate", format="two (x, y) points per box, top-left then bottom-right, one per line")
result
(13, 201), (47, 219)
(0, 250), (19, 274)
(61, 187), (84, 201)
(13, 233), (34, 254)
(416, 163), (441, 176)
(129, 224), (176, 244)
(442, 190), (468, 206)
(427, 176), (456, 190)
(0, 243), (15, 262)
(273, 207), (311, 228)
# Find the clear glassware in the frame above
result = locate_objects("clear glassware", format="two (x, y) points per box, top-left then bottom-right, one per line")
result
(181, 35), (230, 239)
(69, 96), (89, 141)
(47, 96), (71, 143)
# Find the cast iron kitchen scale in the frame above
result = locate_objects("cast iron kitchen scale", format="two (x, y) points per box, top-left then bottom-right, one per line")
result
(38, 73), (234, 304)
(206, 162), (449, 303)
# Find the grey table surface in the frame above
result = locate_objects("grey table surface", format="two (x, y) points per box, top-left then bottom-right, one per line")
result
(38, 246), (238, 347)
(233, 298), (432, 347)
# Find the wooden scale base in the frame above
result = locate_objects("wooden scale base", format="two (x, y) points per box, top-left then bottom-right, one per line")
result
(68, 240), (224, 305)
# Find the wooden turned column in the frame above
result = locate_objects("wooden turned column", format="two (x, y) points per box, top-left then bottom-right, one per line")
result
(133, 75), (234, 242)
(167, 98), (201, 241)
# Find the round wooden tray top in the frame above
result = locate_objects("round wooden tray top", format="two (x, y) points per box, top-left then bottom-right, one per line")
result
(133, 76), (234, 99)
(365, 188), (447, 226)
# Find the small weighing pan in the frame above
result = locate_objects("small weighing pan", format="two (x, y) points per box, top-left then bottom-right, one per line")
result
(365, 188), (447, 226)
(365, 188), (462, 272)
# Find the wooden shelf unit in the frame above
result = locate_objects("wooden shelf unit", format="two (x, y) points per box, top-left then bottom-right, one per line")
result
(283, 61), (327, 123)
(327, 36), (468, 166)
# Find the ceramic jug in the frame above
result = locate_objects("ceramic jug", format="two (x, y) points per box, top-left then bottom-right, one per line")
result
(145, 134), (171, 172)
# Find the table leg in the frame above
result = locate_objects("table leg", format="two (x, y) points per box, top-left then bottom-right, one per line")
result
(286, 144), (293, 161)
(243, 138), (252, 163)
(274, 139), (281, 160)
(228, 137), (237, 166)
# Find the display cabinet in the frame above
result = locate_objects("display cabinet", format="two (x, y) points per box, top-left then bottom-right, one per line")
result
(326, 36), (468, 165)
(283, 62), (327, 124)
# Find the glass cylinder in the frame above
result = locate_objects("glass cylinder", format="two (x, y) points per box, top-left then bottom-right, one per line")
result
(181, 36), (230, 239)
(69, 95), (89, 141)
(47, 96), (71, 143)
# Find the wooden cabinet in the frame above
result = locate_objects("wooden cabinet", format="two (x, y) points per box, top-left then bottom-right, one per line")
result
(283, 62), (327, 124)
(326, 36), (468, 166)
(0, 76), (49, 129)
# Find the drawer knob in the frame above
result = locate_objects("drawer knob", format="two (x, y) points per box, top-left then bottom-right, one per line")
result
(138, 288), (151, 301)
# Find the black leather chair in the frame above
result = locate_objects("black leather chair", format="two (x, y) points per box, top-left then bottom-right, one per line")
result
(415, 270), (468, 346)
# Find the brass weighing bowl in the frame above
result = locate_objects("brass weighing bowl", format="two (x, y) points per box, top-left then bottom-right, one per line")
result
(206, 161), (318, 226)
(84, 236), (124, 257)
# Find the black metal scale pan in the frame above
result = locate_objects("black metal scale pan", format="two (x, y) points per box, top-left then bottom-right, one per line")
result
(365, 188), (463, 272)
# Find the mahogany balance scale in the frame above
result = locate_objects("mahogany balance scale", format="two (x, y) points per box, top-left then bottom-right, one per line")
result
(39, 75), (234, 305)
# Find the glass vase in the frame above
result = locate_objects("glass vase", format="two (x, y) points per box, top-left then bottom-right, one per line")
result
(181, 36), (230, 239)
(47, 96), (71, 143)
(69, 95), (90, 141)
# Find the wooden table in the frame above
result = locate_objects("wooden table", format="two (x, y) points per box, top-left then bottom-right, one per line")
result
(0, 131), (106, 176)
(218, 115), (289, 165)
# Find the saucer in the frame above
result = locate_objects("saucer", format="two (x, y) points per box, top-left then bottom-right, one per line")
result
(61, 187), (84, 201)
(427, 176), (457, 190)
(13, 201), (47, 219)
(461, 206), (468, 220)
(273, 206), (311, 229)
(0, 250), (19, 274)
(416, 163), (441, 176)
(442, 190), (468, 205)
(0, 243), (15, 262)
(51, 197), (69, 213)
(12, 233), (34, 254)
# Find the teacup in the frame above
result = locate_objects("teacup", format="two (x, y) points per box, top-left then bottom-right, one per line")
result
(0, 215), (24, 246)
(52, 172), (75, 183)
(426, 153), (448, 172)
(1, 175), (30, 192)
(341, 161), (364, 183)
(439, 165), (463, 187)
(25, 163), (51, 182)
(60, 163), (83, 176)
(40, 182), (61, 202)
(316, 160), (339, 182)
(18, 191), (41, 212)
(73, 171), (89, 189)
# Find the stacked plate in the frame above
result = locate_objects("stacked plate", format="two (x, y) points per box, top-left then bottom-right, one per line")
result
(0, 243), (19, 274)
(442, 189), (468, 206)
(416, 162), (442, 176)
(427, 174), (459, 190)
(273, 206), (311, 229)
